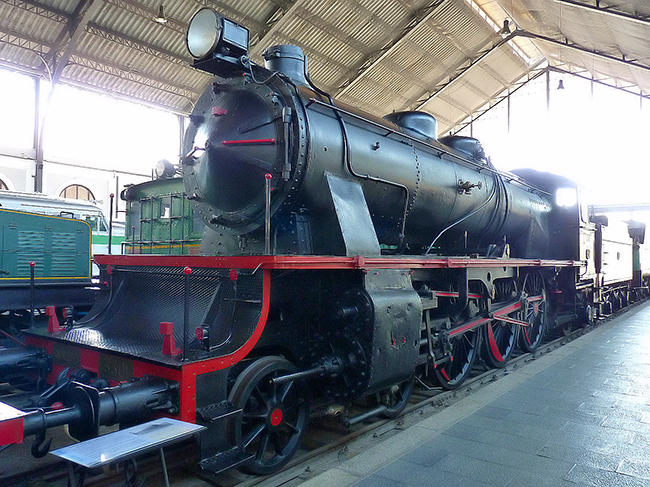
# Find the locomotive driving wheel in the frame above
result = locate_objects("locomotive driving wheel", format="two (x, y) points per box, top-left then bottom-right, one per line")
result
(482, 279), (518, 368)
(518, 271), (547, 352)
(433, 329), (480, 389)
(228, 356), (309, 475)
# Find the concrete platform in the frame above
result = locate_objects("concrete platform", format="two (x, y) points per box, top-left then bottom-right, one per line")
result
(301, 301), (650, 487)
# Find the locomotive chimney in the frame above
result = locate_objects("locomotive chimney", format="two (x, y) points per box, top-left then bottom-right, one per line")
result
(263, 45), (309, 86)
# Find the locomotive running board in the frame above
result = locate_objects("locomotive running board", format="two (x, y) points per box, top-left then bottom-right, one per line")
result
(199, 447), (254, 475)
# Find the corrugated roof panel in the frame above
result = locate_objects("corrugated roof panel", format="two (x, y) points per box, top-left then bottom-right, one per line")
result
(0, 0), (646, 128)
(96, 6), (186, 54)
(425, 97), (471, 130)
(477, 45), (529, 83)
(468, 70), (504, 98)
(281, 15), (363, 66)
(604, 17), (650, 65)
(435, 1), (493, 51)
(309, 1), (365, 30)
(338, 77), (408, 112)
(412, 23), (459, 60)
(399, 53), (447, 84)
(367, 65), (413, 94)
(224, 0), (279, 25)
(1, 4), (63, 47)
(447, 81), (490, 110)
(0, 43), (42, 72)
(356, 0), (412, 25)
(350, 18), (396, 49)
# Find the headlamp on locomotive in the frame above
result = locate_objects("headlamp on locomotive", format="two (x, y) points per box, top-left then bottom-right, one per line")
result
(186, 8), (250, 76)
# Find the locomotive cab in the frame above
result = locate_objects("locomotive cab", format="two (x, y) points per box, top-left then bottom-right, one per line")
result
(509, 169), (589, 262)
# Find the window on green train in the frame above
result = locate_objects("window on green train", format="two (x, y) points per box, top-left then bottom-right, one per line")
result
(85, 216), (99, 231)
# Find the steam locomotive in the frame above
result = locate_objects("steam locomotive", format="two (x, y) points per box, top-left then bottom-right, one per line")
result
(0, 7), (647, 478)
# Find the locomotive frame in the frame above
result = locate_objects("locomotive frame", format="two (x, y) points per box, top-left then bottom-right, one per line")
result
(5, 251), (580, 475)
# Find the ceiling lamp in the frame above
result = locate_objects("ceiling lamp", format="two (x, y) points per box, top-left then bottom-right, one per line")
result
(499, 19), (511, 35)
(557, 79), (565, 90)
(154, 5), (167, 24)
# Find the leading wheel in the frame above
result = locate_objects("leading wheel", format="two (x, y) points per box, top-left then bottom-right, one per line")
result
(519, 272), (546, 352)
(228, 356), (309, 475)
(482, 280), (517, 368)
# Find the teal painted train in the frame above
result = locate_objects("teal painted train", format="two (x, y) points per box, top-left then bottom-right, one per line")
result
(0, 190), (123, 255)
(0, 208), (95, 317)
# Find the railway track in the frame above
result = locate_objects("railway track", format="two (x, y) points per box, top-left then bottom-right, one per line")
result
(0, 301), (642, 487)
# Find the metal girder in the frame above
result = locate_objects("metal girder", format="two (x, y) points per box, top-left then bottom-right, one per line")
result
(4, 0), (69, 23)
(31, 0), (103, 191)
(416, 20), (650, 115)
(193, 0), (266, 35)
(548, 65), (650, 100)
(9, 1), (191, 68)
(435, 91), (473, 117)
(47, 73), (194, 115)
(551, 0), (650, 25)
(517, 29), (650, 74)
(0, 28), (50, 57)
(0, 16), (199, 89)
(67, 54), (198, 101)
(49, 0), (104, 87)
(102, 0), (185, 34)
(250, 0), (305, 57)
(446, 63), (547, 136)
(0, 58), (46, 78)
(85, 23), (189, 67)
(590, 203), (650, 213)
(415, 30), (521, 110)
(336, 0), (450, 97)
(286, 9), (367, 59)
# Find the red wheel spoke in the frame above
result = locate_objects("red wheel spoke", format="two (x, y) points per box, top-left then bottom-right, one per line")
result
(487, 324), (505, 362)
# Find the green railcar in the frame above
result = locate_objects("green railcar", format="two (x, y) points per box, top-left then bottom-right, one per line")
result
(122, 178), (204, 254)
(0, 208), (94, 310)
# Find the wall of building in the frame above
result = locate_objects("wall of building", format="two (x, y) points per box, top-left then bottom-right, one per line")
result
(0, 153), (151, 223)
